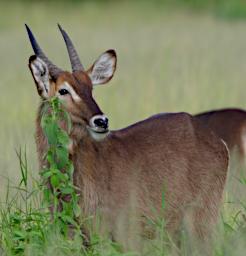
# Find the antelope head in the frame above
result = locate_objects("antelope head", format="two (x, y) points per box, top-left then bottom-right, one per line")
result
(26, 24), (117, 141)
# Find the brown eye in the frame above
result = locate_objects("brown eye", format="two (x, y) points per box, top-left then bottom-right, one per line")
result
(59, 89), (69, 95)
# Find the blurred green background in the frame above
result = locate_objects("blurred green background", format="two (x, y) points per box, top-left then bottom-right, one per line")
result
(1, 0), (246, 194)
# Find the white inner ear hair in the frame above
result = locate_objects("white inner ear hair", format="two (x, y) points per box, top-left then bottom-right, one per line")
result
(30, 57), (50, 98)
(90, 53), (115, 85)
(57, 82), (81, 102)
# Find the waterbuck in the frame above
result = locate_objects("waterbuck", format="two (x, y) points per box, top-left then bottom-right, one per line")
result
(195, 108), (246, 200)
(195, 108), (246, 162)
(26, 24), (229, 250)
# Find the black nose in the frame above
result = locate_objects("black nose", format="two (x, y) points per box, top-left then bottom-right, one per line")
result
(93, 117), (108, 129)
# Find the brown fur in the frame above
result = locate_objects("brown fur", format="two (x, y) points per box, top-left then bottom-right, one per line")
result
(195, 108), (246, 160)
(195, 108), (246, 201)
(30, 57), (229, 252)
(36, 102), (228, 244)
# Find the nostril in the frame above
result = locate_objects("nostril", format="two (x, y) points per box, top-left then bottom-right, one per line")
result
(93, 118), (108, 129)
(94, 118), (103, 126)
(104, 118), (108, 126)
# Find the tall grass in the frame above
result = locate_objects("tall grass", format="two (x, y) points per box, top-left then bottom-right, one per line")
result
(0, 99), (245, 255)
(0, 1), (246, 255)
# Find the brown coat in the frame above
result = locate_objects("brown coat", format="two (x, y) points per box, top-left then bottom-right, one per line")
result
(36, 108), (229, 244)
(195, 108), (246, 159)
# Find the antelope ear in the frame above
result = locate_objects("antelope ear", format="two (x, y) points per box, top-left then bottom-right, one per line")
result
(87, 50), (117, 86)
(28, 55), (51, 98)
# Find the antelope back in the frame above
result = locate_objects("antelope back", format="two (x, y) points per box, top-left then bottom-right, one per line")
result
(195, 108), (246, 157)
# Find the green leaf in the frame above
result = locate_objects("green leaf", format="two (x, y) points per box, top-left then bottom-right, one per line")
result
(43, 120), (59, 145)
(46, 150), (53, 165)
(223, 222), (235, 233)
(56, 146), (69, 169)
(13, 230), (26, 240)
(61, 187), (74, 195)
(58, 130), (70, 146)
(56, 171), (69, 182)
(239, 177), (246, 185)
(61, 215), (78, 226)
(50, 175), (59, 187)
(41, 170), (52, 179)
(67, 162), (74, 179)
(43, 188), (52, 202)
(73, 204), (81, 218)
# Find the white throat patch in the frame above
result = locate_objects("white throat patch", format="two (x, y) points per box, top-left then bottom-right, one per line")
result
(87, 127), (110, 141)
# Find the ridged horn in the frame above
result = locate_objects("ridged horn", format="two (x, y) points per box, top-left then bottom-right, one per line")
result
(25, 24), (62, 79)
(58, 24), (84, 72)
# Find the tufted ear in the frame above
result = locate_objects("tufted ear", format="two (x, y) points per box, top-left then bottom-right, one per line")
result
(87, 50), (117, 86)
(28, 55), (51, 98)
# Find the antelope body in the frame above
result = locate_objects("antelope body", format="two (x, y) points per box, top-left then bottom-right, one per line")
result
(26, 25), (229, 250)
(195, 108), (246, 161)
(195, 108), (246, 200)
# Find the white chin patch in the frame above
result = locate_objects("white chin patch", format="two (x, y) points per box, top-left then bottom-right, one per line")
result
(87, 127), (110, 141)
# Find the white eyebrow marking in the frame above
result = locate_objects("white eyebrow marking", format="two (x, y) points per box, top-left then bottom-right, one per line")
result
(58, 82), (81, 102)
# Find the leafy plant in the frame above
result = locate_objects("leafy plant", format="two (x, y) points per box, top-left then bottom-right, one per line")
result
(40, 97), (81, 235)
(0, 97), (83, 255)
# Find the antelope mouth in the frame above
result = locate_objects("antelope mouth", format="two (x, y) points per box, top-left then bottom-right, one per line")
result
(87, 126), (110, 141)
(89, 126), (109, 134)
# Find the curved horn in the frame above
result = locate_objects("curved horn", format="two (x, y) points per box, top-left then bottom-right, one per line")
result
(25, 24), (62, 79)
(58, 24), (84, 72)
